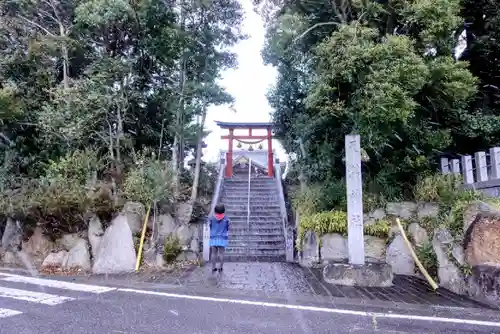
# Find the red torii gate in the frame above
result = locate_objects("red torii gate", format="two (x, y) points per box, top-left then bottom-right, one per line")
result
(215, 121), (274, 178)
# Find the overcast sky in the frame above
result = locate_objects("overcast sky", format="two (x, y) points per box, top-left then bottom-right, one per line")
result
(202, 1), (287, 163)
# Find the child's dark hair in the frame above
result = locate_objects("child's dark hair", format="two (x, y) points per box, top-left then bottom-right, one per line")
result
(214, 204), (225, 214)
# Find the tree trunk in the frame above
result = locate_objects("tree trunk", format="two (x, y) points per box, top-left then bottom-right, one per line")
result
(172, 135), (179, 197)
(60, 24), (69, 90)
(172, 0), (187, 199)
(189, 110), (207, 205)
(297, 137), (308, 191)
(108, 122), (118, 204)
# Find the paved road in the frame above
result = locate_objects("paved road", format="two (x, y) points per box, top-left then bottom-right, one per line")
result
(0, 272), (499, 334)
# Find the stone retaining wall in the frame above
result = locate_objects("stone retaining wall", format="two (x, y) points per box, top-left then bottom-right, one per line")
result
(298, 200), (500, 308)
(0, 201), (204, 274)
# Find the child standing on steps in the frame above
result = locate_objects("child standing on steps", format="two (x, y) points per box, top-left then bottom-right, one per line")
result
(209, 204), (230, 273)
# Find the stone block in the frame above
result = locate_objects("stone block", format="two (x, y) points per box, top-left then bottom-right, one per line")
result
(433, 228), (466, 295)
(386, 234), (414, 275)
(320, 233), (347, 262)
(386, 202), (417, 220)
(122, 201), (146, 234)
(407, 223), (429, 247)
(323, 262), (393, 287)
(299, 231), (318, 267)
(364, 235), (386, 261)
(468, 264), (500, 308)
(417, 203), (439, 219)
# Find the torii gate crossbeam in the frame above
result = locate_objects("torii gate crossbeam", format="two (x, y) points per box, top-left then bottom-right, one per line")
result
(215, 121), (274, 178)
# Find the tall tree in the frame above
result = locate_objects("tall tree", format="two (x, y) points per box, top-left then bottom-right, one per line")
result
(260, 0), (481, 204)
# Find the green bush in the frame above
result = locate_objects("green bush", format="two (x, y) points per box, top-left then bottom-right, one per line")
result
(296, 210), (391, 250)
(41, 149), (101, 185)
(122, 151), (174, 205)
(292, 185), (324, 216)
(163, 234), (182, 263)
(292, 180), (347, 215)
(415, 241), (438, 280)
(414, 174), (468, 203)
(0, 149), (117, 235)
(413, 173), (483, 239)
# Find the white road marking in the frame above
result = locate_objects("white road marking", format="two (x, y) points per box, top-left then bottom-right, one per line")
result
(0, 308), (22, 318)
(169, 310), (179, 316)
(0, 286), (74, 305)
(118, 288), (500, 328)
(0, 273), (116, 294)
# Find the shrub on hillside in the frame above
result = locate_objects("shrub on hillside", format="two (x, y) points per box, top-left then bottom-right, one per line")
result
(0, 149), (118, 234)
(122, 151), (175, 206)
(296, 210), (391, 250)
(163, 234), (181, 262)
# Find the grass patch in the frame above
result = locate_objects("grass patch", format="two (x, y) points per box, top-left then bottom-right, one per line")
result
(296, 210), (391, 250)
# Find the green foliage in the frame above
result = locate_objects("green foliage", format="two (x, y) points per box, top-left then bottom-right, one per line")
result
(292, 180), (347, 215)
(0, 149), (116, 233)
(296, 211), (391, 250)
(42, 149), (101, 185)
(262, 0), (498, 205)
(163, 234), (182, 263)
(122, 151), (174, 205)
(415, 241), (438, 280)
(0, 0), (244, 236)
(414, 174), (466, 203)
(414, 173), (483, 239)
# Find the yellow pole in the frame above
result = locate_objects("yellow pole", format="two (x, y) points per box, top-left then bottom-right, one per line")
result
(135, 204), (151, 271)
(395, 218), (439, 290)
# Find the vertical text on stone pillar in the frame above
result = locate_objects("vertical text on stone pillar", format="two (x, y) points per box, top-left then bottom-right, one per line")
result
(345, 134), (365, 265)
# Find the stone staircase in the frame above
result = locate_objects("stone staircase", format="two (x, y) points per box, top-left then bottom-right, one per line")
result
(219, 176), (286, 262)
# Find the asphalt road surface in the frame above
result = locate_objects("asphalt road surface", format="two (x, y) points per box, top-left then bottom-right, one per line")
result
(0, 272), (499, 334)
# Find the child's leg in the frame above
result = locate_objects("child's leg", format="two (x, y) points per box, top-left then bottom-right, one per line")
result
(210, 246), (218, 270)
(218, 247), (225, 270)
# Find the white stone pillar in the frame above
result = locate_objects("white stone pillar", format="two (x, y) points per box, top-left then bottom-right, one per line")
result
(450, 159), (460, 174)
(345, 134), (365, 265)
(490, 147), (500, 180)
(475, 151), (488, 182)
(440, 158), (450, 174)
(461, 155), (474, 185)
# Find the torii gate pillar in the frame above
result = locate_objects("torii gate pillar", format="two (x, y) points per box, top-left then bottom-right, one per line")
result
(216, 121), (274, 178)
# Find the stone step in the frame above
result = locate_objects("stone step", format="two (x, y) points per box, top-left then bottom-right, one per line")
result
(223, 183), (277, 188)
(225, 247), (285, 255)
(228, 239), (285, 248)
(228, 215), (282, 226)
(220, 202), (281, 207)
(225, 179), (276, 184)
(224, 184), (277, 190)
(221, 196), (279, 201)
(226, 176), (274, 180)
(220, 196), (280, 202)
(230, 227), (283, 234)
(227, 214), (281, 219)
(224, 204), (281, 210)
(223, 186), (278, 192)
(221, 193), (279, 199)
(228, 234), (284, 242)
(225, 210), (281, 217)
(230, 223), (282, 230)
(221, 194), (279, 198)
(221, 254), (286, 262)
(228, 219), (281, 225)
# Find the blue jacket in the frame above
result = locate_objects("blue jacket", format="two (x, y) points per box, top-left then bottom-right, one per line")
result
(209, 215), (230, 247)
